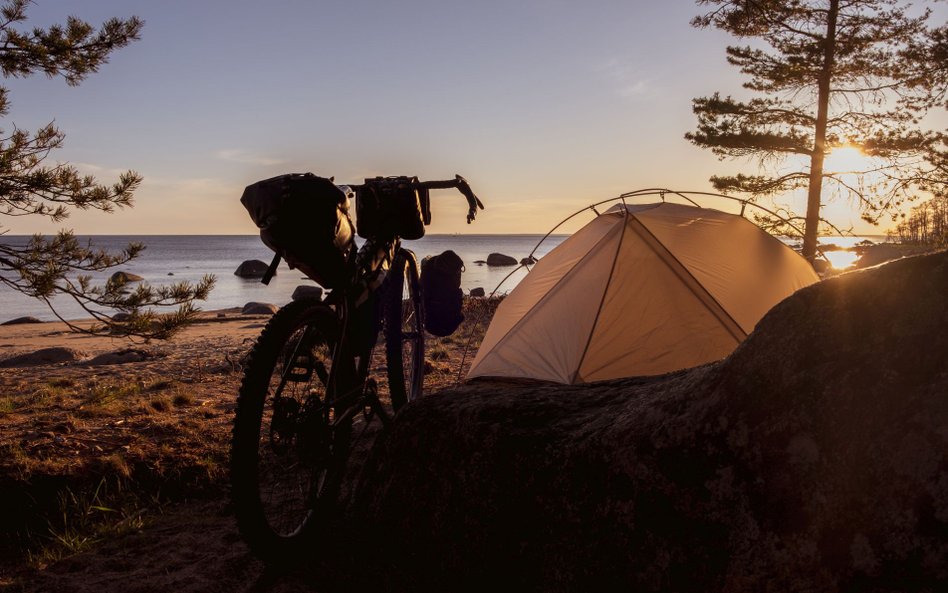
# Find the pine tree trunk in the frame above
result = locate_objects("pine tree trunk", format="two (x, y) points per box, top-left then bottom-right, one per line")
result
(803, 0), (840, 263)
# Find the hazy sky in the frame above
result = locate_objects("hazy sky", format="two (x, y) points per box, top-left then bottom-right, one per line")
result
(3, 0), (945, 235)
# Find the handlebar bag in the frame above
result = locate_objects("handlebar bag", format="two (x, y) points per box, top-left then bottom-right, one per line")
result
(356, 176), (430, 240)
(420, 250), (465, 336)
(240, 173), (355, 289)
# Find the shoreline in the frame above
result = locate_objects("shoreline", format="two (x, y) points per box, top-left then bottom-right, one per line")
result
(0, 308), (267, 361)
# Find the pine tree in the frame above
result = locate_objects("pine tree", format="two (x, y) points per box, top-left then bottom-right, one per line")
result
(687, 0), (946, 261)
(0, 1), (213, 338)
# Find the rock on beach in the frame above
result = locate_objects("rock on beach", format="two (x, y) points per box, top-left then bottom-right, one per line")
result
(291, 285), (324, 301)
(234, 260), (270, 278)
(241, 302), (278, 315)
(109, 271), (144, 284)
(486, 252), (518, 266)
(83, 349), (152, 366)
(0, 347), (87, 368)
(1, 316), (42, 326)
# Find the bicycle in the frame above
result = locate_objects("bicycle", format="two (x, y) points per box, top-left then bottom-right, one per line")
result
(230, 173), (484, 564)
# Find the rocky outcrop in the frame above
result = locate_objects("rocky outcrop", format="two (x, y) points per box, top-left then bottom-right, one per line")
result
(234, 260), (270, 278)
(486, 252), (518, 266)
(0, 347), (87, 368)
(520, 255), (538, 265)
(346, 250), (948, 592)
(469, 287), (485, 297)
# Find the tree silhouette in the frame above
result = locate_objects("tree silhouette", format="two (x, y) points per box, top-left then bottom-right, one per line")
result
(688, 0), (947, 261)
(0, 0), (213, 338)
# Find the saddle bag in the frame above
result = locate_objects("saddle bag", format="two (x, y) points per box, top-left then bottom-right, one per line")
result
(240, 173), (355, 289)
(420, 250), (465, 337)
(356, 176), (431, 240)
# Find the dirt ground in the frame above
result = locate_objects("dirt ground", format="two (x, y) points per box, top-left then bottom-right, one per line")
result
(0, 299), (498, 592)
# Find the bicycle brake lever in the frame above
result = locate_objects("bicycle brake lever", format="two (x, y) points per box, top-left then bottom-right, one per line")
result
(455, 174), (485, 223)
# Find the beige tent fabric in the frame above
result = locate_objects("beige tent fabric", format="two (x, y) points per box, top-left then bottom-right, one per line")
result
(468, 202), (820, 384)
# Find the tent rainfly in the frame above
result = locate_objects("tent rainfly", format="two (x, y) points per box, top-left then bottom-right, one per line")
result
(467, 202), (820, 384)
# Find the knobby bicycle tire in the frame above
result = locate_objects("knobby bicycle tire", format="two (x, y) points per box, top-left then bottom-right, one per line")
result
(231, 298), (354, 564)
(384, 248), (425, 411)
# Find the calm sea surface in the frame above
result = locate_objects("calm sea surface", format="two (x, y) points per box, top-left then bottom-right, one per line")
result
(0, 233), (885, 323)
(0, 235), (568, 322)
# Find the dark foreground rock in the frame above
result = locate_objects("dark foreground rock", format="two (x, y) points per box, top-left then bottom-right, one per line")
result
(347, 250), (948, 592)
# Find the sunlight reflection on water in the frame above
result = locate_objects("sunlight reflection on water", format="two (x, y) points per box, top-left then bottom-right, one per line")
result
(823, 250), (860, 269)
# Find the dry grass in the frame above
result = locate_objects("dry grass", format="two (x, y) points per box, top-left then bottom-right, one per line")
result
(0, 296), (501, 569)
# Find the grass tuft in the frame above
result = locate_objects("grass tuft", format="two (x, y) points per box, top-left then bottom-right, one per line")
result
(172, 391), (193, 407)
(429, 347), (449, 361)
(149, 397), (171, 412)
(27, 476), (153, 568)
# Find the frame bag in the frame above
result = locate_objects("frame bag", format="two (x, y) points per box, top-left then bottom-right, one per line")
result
(240, 173), (354, 289)
(420, 250), (465, 337)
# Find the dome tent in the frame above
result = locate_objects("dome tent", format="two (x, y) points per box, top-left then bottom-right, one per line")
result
(467, 201), (819, 384)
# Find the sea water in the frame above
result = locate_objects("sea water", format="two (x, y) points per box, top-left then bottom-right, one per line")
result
(0, 233), (887, 323)
(0, 235), (567, 322)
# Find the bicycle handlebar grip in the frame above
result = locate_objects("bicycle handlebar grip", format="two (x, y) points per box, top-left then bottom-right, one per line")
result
(454, 174), (485, 224)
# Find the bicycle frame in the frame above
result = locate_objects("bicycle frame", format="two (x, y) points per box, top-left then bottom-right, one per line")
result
(319, 235), (405, 432)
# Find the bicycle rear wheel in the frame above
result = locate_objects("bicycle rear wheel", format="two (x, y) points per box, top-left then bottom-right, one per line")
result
(231, 298), (355, 564)
(384, 248), (425, 411)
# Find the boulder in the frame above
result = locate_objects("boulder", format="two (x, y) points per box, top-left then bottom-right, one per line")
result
(486, 253), (518, 266)
(241, 302), (278, 315)
(1, 316), (42, 325)
(109, 271), (144, 284)
(520, 256), (538, 266)
(0, 347), (86, 368)
(291, 285), (324, 301)
(345, 251), (948, 591)
(469, 287), (486, 297)
(234, 259), (271, 278)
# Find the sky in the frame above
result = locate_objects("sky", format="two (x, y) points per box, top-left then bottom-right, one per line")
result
(2, 0), (946, 236)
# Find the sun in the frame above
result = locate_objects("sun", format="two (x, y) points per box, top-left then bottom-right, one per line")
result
(824, 145), (870, 173)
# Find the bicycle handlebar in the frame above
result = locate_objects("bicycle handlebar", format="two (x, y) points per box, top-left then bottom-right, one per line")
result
(415, 175), (485, 224)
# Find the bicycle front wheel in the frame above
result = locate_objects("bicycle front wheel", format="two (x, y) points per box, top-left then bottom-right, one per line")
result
(231, 298), (355, 564)
(384, 248), (425, 411)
